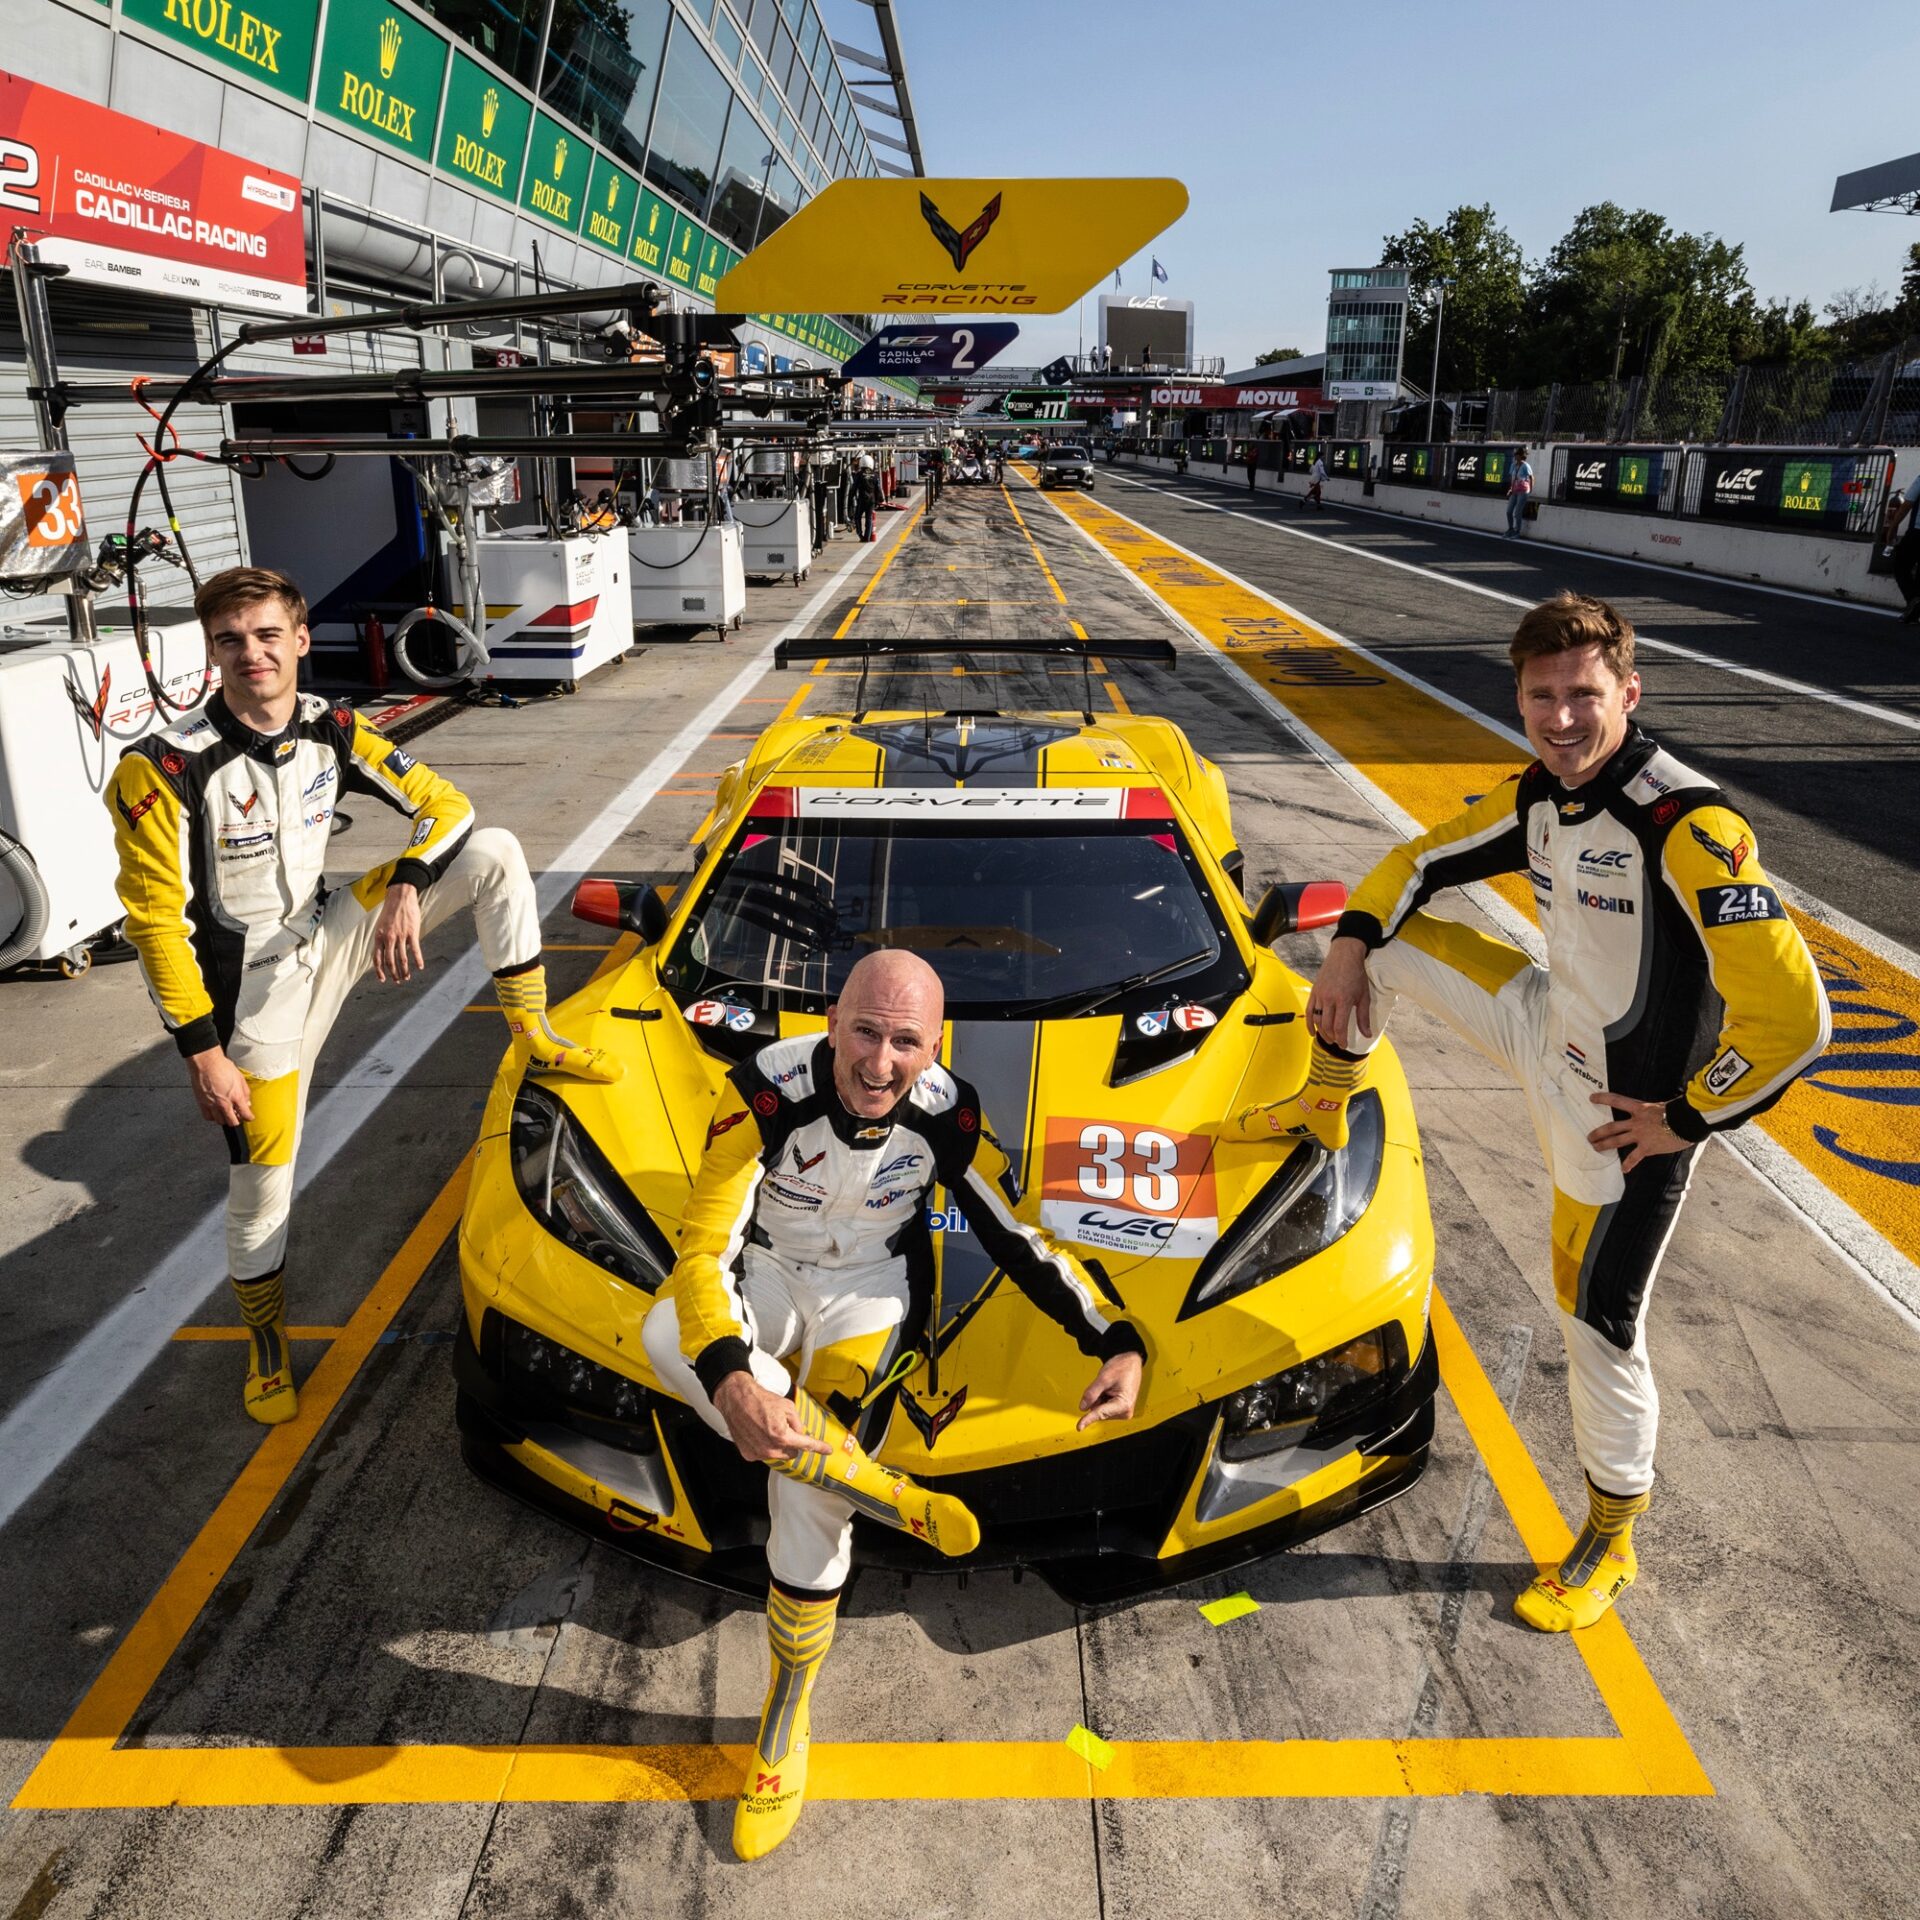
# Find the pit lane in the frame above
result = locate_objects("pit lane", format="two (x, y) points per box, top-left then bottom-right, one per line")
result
(0, 485), (1915, 1919)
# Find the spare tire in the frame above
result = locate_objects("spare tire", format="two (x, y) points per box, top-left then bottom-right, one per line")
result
(0, 828), (52, 971)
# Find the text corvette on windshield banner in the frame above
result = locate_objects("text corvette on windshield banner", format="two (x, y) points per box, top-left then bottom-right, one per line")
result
(0, 69), (307, 313)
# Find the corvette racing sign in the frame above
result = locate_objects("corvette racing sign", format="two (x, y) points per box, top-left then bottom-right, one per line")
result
(0, 69), (306, 313)
(716, 177), (1188, 315)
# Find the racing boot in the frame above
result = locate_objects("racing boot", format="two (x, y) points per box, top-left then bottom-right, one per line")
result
(1514, 1478), (1649, 1632)
(733, 1585), (838, 1861)
(231, 1269), (297, 1426)
(493, 961), (622, 1084)
(1234, 1038), (1366, 1153)
(774, 1388), (981, 1558)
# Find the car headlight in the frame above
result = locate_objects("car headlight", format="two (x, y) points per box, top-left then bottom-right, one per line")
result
(1178, 1091), (1385, 1317)
(1217, 1325), (1398, 1461)
(496, 1312), (658, 1430)
(510, 1083), (675, 1292)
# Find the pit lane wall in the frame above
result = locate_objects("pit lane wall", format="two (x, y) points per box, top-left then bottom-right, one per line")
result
(1121, 446), (1920, 611)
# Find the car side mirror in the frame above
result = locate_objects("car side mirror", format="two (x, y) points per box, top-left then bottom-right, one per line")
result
(1248, 880), (1349, 945)
(572, 878), (672, 944)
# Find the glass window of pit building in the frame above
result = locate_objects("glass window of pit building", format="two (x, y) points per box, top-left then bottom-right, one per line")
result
(541, 0), (673, 172)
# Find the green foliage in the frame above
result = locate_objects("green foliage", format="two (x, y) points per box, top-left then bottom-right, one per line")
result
(1254, 346), (1307, 365)
(1379, 204), (1525, 390)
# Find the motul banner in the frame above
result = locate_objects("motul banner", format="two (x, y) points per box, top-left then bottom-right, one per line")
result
(0, 69), (307, 313)
(1147, 384), (1324, 411)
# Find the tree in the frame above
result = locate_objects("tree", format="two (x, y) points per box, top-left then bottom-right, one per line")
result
(1378, 204), (1525, 391)
(1254, 346), (1306, 365)
(1516, 203), (1755, 387)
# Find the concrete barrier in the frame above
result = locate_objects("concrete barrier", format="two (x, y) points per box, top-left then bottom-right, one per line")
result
(1117, 449), (1915, 613)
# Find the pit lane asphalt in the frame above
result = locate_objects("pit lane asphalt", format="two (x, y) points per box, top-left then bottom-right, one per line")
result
(0, 487), (1915, 1919)
(1099, 453), (1920, 955)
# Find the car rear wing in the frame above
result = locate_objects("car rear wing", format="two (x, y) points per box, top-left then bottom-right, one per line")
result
(772, 635), (1177, 723)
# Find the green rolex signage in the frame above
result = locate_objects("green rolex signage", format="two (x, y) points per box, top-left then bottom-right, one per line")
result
(127, 0), (321, 101)
(665, 211), (702, 290)
(1780, 460), (1832, 517)
(520, 111), (589, 231)
(1617, 453), (1651, 499)
(695, 233), (725, 302)
(581, 157), (638, 256)
(436, 52), (529, 201)
(630, 188), (674, 275)
(318, 0), (446, 159)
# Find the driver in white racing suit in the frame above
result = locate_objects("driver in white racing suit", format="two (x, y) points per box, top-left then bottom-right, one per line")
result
(643, 948), (1145, 1860)
(109, 567), (619, 1427)
(1263, 592), (1829, 1635)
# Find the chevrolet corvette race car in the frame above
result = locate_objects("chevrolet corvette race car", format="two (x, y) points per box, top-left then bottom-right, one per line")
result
(454, 639), (1437, 1603)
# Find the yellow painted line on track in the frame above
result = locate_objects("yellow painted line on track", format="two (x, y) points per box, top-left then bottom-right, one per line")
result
(14, 1276), (1709, 1809)
(1030, 478), (1920, 1273)
(832, 500), (926, 639)
(170, 1327), (345, 1344)
(1000, 485), (1071, 609)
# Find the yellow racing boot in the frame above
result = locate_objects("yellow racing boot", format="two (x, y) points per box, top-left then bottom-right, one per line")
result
(232, 1270), (297, 1425)
(1514, 1479), (1649, 1632)
(774, 1388), (981, 1558)
(734, 1586), (837, 1861)
(493, 962), (622, 1084)
(1234, 1037), (1365, 1153)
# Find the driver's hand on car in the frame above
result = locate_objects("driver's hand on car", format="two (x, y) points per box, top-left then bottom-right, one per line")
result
(1077, 1351), (1143, 1430)
(713, 1370), (833, 1464)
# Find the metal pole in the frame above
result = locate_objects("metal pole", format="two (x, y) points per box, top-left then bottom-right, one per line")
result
(1426, 283), (1445, 442)
(7, 234), (95, 642)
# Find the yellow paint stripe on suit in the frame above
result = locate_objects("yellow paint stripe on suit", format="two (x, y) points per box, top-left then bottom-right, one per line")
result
(1031, 480), (1920, 1273)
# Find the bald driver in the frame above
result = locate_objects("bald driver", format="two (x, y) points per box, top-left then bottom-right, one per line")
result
(642, 949), (1145, 1859)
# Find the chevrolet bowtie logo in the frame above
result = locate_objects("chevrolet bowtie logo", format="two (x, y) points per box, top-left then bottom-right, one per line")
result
(920, 190), (1001, 273)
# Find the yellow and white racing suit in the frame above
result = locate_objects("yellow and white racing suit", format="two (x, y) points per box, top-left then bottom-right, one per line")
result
(643, 1033), (1144, 1591)
(107, 690), (540, 1280)
(1324, 724), (1829, 1493)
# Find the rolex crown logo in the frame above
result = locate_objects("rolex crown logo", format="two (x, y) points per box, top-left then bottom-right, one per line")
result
(481, 87), (499, 137)
(608, 174), (620, 210)
(378, 15), (402, 77)
(554, 136), (568, 175)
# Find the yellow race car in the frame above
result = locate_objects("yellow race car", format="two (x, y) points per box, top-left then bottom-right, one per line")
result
(454, 639), (1436, 1603)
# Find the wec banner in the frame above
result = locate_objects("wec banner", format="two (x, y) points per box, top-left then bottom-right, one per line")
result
(0, 69), (306, 313)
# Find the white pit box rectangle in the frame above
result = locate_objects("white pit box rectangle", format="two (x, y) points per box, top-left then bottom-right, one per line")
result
(628, 523), (746, 636)
(470, 531), (631, 685)
(733, 498), (812, 584)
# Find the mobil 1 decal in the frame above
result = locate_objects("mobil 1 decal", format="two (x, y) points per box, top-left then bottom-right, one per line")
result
(842, 322), (1019, 380)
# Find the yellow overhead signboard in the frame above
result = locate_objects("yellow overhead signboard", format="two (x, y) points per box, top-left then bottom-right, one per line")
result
(715, 177), (1187, 314)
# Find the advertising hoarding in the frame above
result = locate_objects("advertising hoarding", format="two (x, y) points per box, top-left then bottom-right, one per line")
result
(0, 68), (306, 312)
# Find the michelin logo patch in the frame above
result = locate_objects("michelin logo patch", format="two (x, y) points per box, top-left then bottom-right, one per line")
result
(1697, 884), (1784, 927)
(1703, 1047), (1752, 1096)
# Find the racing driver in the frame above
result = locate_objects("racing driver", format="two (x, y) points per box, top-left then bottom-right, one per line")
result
(642, 948), (1145, 1860)
(1256, 591), (1829, 1635)
(108, 566), (618, 1427)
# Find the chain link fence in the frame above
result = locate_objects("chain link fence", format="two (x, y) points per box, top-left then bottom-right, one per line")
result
(1439, 339), (1920, 448)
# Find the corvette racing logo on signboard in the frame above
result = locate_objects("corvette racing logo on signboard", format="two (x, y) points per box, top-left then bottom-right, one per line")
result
(920, 190), (1001, 272)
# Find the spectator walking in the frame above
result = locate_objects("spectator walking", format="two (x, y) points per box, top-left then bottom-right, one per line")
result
(1303, 448), (1328, 511)
(1245, 439), (1260, 491)
(1507, 446), (1535, 536)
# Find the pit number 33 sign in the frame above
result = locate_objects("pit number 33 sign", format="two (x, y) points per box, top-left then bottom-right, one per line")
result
(1041, 1117), (1218, 1258)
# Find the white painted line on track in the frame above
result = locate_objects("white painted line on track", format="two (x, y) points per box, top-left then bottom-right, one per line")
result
(1106, 468), (1920, 737)
(0, 525), (903, 1536)
(1026, 473), (1920, 1331)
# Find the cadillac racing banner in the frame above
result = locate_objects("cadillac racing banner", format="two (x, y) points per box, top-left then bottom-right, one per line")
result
(0, 69), (307, 313)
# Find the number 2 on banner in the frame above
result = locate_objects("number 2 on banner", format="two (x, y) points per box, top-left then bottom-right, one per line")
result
(0, 138), (42, 216)
(1075, 1123), (1183, 1214)
(951, 327), (976, 371)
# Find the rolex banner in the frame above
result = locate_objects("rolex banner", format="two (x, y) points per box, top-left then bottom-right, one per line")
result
(0, 69), (307, 313)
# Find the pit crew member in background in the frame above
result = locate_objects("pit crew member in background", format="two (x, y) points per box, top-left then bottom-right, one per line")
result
(108, 566), (619, 1428)
(642, 949), (1145, 1860)
(1249, 591), (1828, 1634)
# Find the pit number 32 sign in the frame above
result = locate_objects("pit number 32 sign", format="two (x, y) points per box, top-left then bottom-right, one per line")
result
(1040, 1117), (1218, 1258)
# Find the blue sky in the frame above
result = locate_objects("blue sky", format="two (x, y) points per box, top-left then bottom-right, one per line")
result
(857, 0), (1920, 373)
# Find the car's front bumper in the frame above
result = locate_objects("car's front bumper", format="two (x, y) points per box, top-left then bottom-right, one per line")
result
(452, 1311), (1438, 1606)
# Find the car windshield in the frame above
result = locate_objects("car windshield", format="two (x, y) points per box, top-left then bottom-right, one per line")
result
(660, 819), (1242, 1017)
(1047, 446), (1091, 461)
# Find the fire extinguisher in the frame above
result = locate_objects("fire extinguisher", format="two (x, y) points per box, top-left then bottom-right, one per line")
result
(363, 610), (389, 693)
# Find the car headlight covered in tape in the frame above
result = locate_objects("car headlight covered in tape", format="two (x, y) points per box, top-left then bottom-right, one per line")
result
(511, 1083), (675, 1291)
(1180, 1091), (1386, 1317)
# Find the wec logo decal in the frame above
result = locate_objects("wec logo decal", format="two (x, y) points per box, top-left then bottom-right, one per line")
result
(920, 190), (1001, 272)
